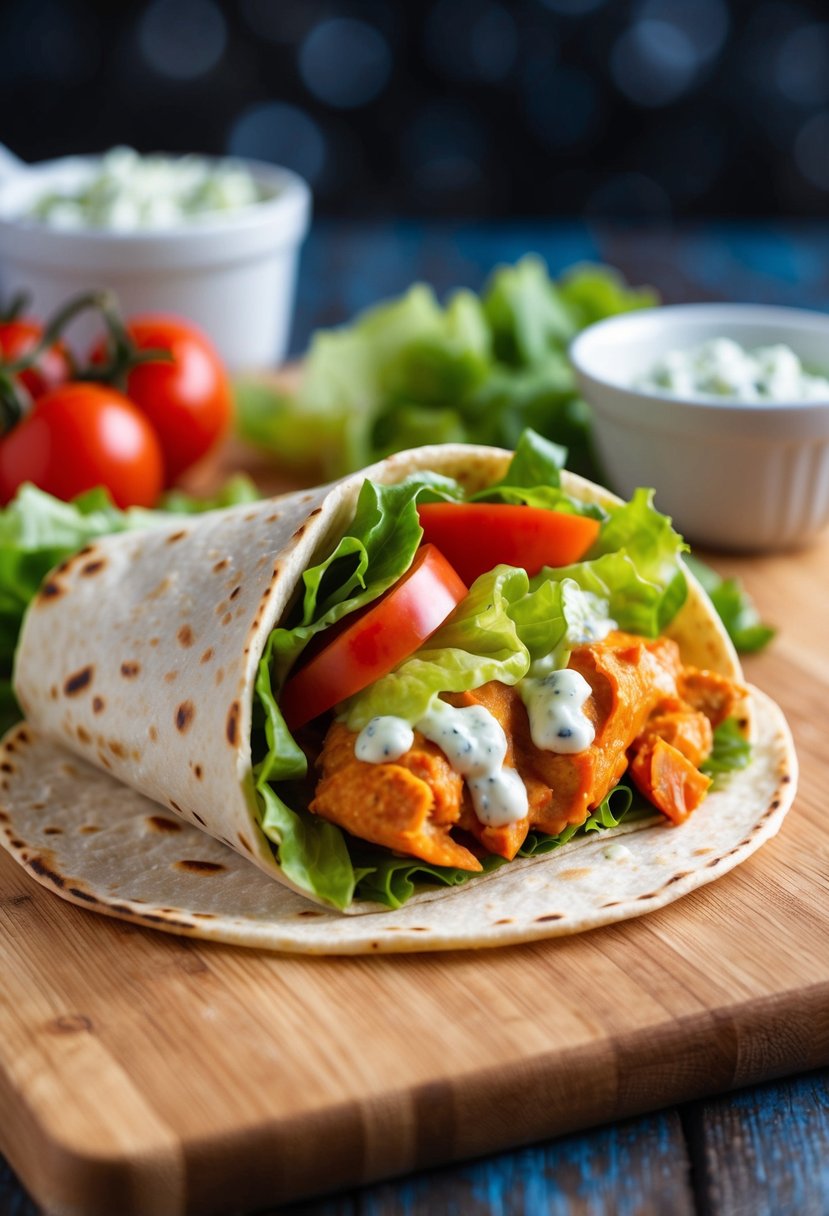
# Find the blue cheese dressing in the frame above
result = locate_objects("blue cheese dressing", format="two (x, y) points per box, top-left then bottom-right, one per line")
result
(519, 669), (595, 754)
(354, 699), (528, 827)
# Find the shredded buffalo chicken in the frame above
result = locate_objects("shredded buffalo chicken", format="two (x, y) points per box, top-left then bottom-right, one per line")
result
(309, 631), (744, 869)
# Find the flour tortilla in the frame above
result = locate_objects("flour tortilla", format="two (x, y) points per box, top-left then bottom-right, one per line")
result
(0, 444), (797, 950)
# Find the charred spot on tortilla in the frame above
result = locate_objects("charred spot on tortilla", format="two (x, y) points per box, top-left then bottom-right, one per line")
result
(147, 816), (182, 833)
(79, 825), (100, 835)
(169, 799), (184, 814)
(200, 648), (214, 664)
(534, 913), (565, 922)
(226, 700), (240, 746)
(148, 725), (158, 742)
(192, 811), (206, 826)
(39, 580), (63, 600)
(177, 626), (194, 648)
(92, 696), (105, 714)
(221, 612), (233, 626)
(108, 740), (127, 758)
(192, 764), (204, 780)
(15, 728), (29, 746)
(164, 671), (179, 684)
(237, 832), (252, 852)
(665, 871), (691, 885)
(68, 887), (100, 904)
(64, 666), (94, 697)
(149, 577), (172, 600)
(166, 530), (188, 544)
(175, 859), (227, 875)
(28, 855), (66, 888)
(229, 585), (242, 601)
(80, 558), (107, 577)
(215, 668), (225, 686)
(175, 702), (195, 733)
(213, 558), (230, 573)
(149, 637), (160, 647)
(96, 751), (112, 769)
(43, 827), (62, 836)
(0, 762), (16, 774)
(76, 726), (91, 744)
(120, 661), (141, 678)
(265, 513), (281, 523)
(49, 685), (58, 700)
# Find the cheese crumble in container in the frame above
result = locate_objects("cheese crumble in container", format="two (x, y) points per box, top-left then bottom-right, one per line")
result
(0, 148), (311, 369)
(571, 304), (829, 552)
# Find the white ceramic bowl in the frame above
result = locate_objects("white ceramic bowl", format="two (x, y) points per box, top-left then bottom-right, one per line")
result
(570, 303), (829, 552)
(0, 153), (311, 371)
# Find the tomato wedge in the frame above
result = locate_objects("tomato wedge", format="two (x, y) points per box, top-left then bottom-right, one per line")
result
(417, 503), (600, 585)
(280, 544), (467, 731)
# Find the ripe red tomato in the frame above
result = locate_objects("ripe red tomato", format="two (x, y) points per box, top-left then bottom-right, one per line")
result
(0, 382), (164, 509)
(280, 545), (468, 731)
(0, 320), (72, 399)
(93, 315), (232, 486)
(417, 503), (601, 584)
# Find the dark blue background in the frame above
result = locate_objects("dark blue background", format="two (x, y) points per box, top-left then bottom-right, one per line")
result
(4, 0), (829, 219)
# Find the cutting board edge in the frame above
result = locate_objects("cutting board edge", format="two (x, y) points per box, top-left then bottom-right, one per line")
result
(7, 979), (829, 1216)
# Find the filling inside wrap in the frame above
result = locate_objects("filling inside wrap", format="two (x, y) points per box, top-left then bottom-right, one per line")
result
(251, 434), (749, 910)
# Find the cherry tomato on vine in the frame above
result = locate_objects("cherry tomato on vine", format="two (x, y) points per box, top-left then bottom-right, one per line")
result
(92, 315), (232, 486)
(0, 320), (72, 399)
(0, 382), (164, 509)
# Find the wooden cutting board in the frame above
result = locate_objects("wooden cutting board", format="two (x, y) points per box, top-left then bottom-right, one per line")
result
(1, 438), (828, 1216)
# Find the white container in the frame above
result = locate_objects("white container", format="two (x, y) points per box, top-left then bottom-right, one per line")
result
(570, 303), (829, 552)
(0, 151), (311, 371)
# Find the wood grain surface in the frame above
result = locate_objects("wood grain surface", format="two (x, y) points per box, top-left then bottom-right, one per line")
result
(1, 431), (828, 1216)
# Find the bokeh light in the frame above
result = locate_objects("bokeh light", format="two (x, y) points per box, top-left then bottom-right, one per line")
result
(404, 103), (486, 198)
(424, 0), (517, 83)
(611, 19), (699, 108)
(138, 0), (227, 81)
(228, 102), (327, 185)
(299, 18), (392, 108)
(774, 23), (829, 108)
(794, 111), (829, 192)
(522, 62), (600, 150)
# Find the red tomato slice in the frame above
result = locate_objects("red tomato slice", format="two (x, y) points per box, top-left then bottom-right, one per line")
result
(417, 503), (600, 585)
(281, 544), (467, 731)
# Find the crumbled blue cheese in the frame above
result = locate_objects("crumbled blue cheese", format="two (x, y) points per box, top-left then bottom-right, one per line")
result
(639, 337), (829, 403)
(26, 147), (264, 231)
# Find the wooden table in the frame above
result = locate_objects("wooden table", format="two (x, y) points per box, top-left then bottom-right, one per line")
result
(3, 221), (829, 1216)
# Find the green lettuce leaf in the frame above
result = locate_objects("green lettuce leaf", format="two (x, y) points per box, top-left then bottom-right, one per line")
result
(527, 488), (688, 639)
(342, 566), (532, 729)
(233, 259), (652, 480)
(701, 717), (752, 777)
(683, 555), (776, 654)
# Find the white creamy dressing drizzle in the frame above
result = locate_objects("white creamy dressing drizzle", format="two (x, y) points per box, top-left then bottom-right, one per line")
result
(355, 700), (528, 827)
(354, 663), (599, 827)
(354, 716), (415, 763)
(518, 669), (595, 754)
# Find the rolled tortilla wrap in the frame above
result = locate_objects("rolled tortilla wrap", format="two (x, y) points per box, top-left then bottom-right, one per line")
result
(6, 445), (788, 937)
